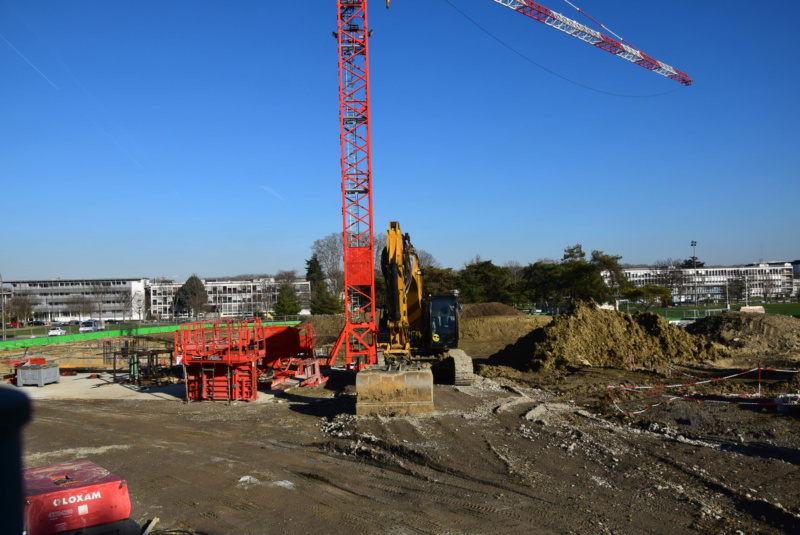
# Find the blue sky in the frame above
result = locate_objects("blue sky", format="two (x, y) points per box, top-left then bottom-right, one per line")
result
(2, 0), (798, 281)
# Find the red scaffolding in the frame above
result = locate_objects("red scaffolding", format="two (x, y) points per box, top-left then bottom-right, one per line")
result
(175, 319), (326, 402)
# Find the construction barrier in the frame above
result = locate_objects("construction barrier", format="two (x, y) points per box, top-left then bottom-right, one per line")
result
(607, 366), (800, 415)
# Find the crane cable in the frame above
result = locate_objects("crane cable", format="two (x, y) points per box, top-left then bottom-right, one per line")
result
(560, 0), (629, 48)
(442, 0), (682, 98)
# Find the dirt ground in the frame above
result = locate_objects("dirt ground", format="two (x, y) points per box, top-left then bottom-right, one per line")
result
(13, 304), (800, 534)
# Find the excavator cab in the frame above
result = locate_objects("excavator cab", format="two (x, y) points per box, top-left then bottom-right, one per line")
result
(423, 295), (459, 350)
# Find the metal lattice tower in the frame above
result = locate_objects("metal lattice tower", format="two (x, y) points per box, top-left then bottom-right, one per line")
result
(332, 0), (377, 369)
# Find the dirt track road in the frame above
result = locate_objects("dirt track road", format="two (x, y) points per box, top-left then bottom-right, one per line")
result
(19, 369), (800, 535)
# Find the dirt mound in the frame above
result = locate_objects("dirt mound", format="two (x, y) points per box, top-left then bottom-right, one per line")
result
(459, 315), (551, 359)
(306, 315), (345, 349)
(306, 304), (525, 357)
(685, 311), (800, 357)
(487, 302), (726, 372)
(461, 302), (524, 318)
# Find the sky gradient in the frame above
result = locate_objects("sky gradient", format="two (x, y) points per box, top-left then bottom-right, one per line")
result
(2, 0), (798, 281)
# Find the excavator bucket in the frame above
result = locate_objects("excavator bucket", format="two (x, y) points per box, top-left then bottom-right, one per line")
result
(356, 366), (434, 416)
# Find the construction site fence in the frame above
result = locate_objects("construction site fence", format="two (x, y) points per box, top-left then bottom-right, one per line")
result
(631, 308), (799, 322)
(646, 308), (728, 322)
(0, 319), (301, 351)
(618, 305), (800, 321)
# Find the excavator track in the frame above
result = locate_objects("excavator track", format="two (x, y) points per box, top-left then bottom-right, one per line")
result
(447, 349), (474, 386)
(431, 349), (474, 386)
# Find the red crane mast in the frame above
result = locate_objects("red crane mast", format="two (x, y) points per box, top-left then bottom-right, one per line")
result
(332, 0), (378, 369)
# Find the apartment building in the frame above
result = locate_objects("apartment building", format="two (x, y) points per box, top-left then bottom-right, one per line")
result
(148, 277), (311, 319)
(620, 262), (795, 305)
(2, 278), (148, 322)
(2, 276), (312, 323)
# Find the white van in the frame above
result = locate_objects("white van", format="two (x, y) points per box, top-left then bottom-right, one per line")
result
(79, 320), (104, 333)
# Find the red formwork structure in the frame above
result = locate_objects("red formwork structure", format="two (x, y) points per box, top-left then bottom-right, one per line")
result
(174, 319), (327, 402)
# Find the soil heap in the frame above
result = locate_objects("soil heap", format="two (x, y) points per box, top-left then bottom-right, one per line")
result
(685, 311), (800, 359)
(306, 315), (345, 352)
(306, 303), (531, 358)
(487, 301), (726, 372)
(460, 302), (524, 318)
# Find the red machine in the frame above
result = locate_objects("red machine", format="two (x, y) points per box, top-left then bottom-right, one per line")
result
(174, 319), (326, 402)
(23, 460), (135, 535)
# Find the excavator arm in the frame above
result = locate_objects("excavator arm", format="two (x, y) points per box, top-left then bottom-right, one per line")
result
(381, 221), (423, 354)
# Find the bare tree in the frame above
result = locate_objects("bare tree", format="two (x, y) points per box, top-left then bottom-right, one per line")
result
(90, 285), (114, 321)
(275, 270), (298, 283)
(254, 279), (275, 317)
(132, 291), (146, 321)
(653, 258), (687, 303)
(417, 249), (440, 269)
(312, 233), (344, 296)
(761, 274), (777, 303)
(8, 294), (35, 323)
(118, 291), (134, 322)
(67, 295), (94, 322)
(464, 254), (483, 268)
(372, 232), (440, 269)
(504, 260), (525, 283)
(374, 231), (386, 271)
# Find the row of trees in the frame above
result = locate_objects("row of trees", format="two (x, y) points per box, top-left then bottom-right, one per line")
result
(173, 236), (721, 319)
(305, 234), (676, 313)
(421, 245), (665, 310)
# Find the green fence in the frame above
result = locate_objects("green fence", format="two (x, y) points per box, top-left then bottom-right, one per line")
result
(0, 325), (182, 350)
(0, 320), (303, 351)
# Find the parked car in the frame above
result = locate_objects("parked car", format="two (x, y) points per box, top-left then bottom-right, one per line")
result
(9, 322), (23, 328)
(48, 327), (67, 336)
(79, 320), (103, 333)
(29, 320), (46, 326)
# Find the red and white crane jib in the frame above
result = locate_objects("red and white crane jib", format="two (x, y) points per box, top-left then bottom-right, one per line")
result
(493, 0), (692, 85)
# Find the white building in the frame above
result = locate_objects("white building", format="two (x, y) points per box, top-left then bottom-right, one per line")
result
(3, 278), (148, 322)
(620, 262), (795, 305)
(148, 277), (311, 319)
(2, 276), (313, 323)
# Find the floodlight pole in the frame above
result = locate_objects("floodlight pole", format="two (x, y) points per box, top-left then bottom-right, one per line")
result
(1, 273), (6, 342)
(725, 278), (730, 310)
(691, 241), (698, 307)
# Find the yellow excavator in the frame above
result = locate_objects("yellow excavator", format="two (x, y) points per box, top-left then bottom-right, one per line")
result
(355, 221), (473, 416)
